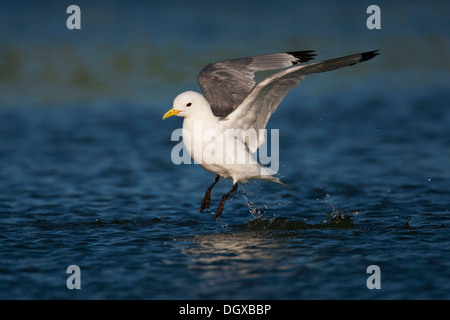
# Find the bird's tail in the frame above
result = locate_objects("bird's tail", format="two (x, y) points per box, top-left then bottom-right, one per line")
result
(261, 175), (291, 188)
(259, 166), (291, 188)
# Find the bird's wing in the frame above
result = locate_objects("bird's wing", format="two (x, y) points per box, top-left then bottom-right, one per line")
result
(221, 50), (379, 153)
(197, 51), (316, 118)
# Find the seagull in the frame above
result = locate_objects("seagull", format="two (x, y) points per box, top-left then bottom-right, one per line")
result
(163, 50), (379, 218)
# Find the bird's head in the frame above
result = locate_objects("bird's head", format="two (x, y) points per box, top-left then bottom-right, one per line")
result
(162, 91), (209, 120)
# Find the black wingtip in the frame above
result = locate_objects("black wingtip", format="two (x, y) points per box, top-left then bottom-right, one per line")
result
(360, 50), (380, 62)
(287, 50), (317, 64)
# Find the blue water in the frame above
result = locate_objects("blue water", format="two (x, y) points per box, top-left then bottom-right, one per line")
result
(1, 1), (449, 299)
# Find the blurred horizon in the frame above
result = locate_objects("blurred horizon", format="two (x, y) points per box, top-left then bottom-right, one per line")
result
(0, 0), (449, 108)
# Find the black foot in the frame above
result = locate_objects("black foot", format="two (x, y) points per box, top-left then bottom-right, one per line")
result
(200, 190), (211, 212)
(200, 175), (220, 213)
(215, 183), (238, 219)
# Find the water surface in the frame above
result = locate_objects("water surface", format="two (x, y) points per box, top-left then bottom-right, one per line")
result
(0, 0), (449, 300)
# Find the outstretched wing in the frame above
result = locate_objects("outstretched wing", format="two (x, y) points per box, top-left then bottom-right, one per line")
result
(197, 51), (316, 117)
(221, 50), (379, 153)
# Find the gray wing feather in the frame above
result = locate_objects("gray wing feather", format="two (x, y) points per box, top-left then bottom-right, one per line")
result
(197, 51), (316, 117)
(222, 50), (379, 152)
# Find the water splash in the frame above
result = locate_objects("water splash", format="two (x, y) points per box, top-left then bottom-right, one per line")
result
(324, 208), (361, 228)
(242, 208), (361, 231)
(240, 184), (263, 219)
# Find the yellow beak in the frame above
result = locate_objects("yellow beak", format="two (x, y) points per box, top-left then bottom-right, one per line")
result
(162, 108), (180, 120)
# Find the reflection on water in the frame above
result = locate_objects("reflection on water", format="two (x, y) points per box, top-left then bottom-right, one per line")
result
(173, 211), (359, 298)
(186, 232), (280, 267)
(177, 230), (295, 298)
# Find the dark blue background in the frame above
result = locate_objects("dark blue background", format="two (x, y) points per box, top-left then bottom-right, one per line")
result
(0, 0), (449, 299)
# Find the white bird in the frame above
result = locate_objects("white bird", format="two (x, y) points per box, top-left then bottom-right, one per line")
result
(163, 50), (379, 218)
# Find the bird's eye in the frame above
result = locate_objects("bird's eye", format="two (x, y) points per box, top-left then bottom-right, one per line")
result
(186, 103), (192, 107)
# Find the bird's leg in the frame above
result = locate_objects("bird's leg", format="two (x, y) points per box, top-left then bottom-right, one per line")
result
(216, 183), (238, 219)
(200, 175), (220, 212)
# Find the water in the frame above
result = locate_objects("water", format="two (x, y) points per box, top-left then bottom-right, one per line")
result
(0, 0), (449, 299)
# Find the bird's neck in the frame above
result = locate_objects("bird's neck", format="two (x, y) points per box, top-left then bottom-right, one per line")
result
(182, 108), (219, 163)
(182, 111), (218, 135)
